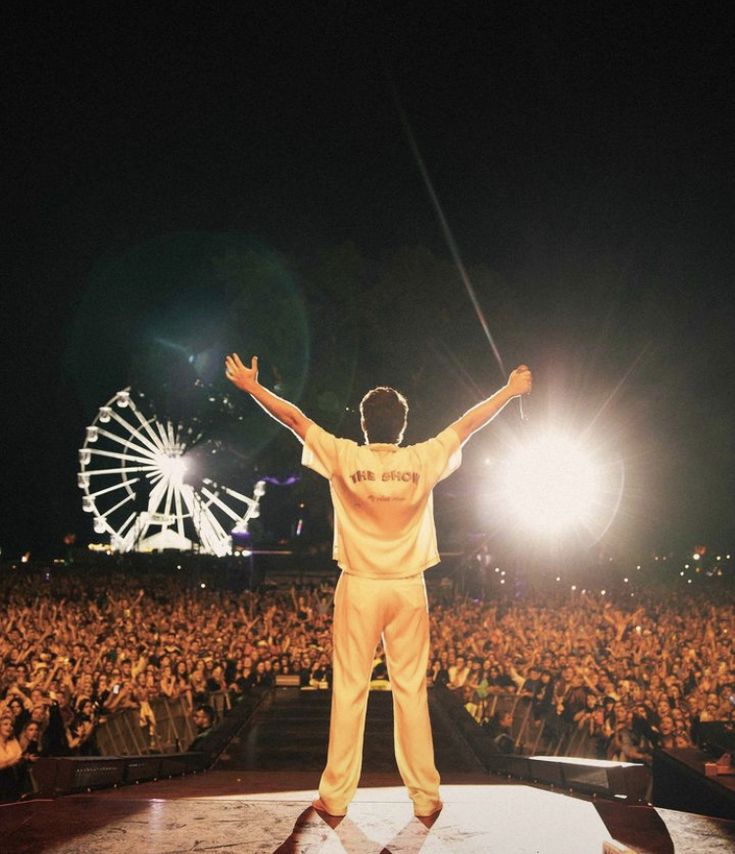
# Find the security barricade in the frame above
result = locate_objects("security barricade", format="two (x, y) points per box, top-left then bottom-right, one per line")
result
(28, 688), (271, 799)
(95, 690), (235, 757)
(432, 687), (648, 802)
(210, 690), (232, 720)
(443, 687), (609, 760)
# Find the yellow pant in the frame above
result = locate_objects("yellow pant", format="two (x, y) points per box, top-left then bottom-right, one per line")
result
(317, 571), (441, 816)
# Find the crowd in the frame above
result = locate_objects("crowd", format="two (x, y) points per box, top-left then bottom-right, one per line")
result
(1, 566), (734, 799)
(428, 592), (735, 762)
(0, 569), (338, 798)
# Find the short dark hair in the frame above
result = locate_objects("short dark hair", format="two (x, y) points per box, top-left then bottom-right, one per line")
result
(359, 387), (408, 444)
(194, 704), (215, 725)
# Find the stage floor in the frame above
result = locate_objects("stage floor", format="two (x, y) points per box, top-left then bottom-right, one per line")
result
(2, 771), (734, 853)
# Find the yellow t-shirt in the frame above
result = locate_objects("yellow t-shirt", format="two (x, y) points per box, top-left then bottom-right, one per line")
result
(302, 424), (462, 578)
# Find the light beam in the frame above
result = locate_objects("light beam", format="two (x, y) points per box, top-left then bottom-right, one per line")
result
(389, 84), (527, 416)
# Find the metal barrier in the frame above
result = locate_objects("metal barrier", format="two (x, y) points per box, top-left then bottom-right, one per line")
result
(432, 687), (648, 801)
(96, 690), (233, 757)
(28, 688), (270, 799)
(457, 689), (608, 760)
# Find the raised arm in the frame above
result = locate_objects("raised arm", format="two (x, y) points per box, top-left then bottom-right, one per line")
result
(450, 365), (532, 445)
(225, 353), (314, 441)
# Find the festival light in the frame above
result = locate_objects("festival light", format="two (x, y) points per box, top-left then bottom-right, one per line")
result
(494, 428), (618, 542)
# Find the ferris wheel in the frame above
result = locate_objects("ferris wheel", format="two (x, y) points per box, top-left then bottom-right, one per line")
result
(77, 388), (265, 556)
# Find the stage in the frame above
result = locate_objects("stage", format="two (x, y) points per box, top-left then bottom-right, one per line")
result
(2, 770), (735, 853)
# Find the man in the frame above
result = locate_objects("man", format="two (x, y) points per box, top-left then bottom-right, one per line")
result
(519, 664), (542, 699)
(225, 352), (531, 817)
(189, 704), (215, 751)
(484, 709), (515, 754)
(611, 708), (653, 764)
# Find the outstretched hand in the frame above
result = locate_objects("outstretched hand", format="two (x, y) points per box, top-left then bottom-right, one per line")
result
(225, 353), (259, 393)
(506, 364), (532, 398)
(224, 352), (312, 438)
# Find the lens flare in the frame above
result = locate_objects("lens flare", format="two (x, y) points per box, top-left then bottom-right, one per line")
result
(497, 431), (606, 538)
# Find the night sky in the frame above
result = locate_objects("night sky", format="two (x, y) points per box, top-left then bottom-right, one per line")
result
(3, 5), (733, 560)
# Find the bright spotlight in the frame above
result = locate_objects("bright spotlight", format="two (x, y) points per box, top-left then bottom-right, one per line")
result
(497, 431), (607, 539)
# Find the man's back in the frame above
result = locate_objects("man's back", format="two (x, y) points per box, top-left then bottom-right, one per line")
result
(301, 424), (461, 578)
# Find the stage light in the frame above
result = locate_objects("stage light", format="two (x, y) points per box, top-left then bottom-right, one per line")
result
(693, 553), (700, 561)
(495, 429), (612, 540)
